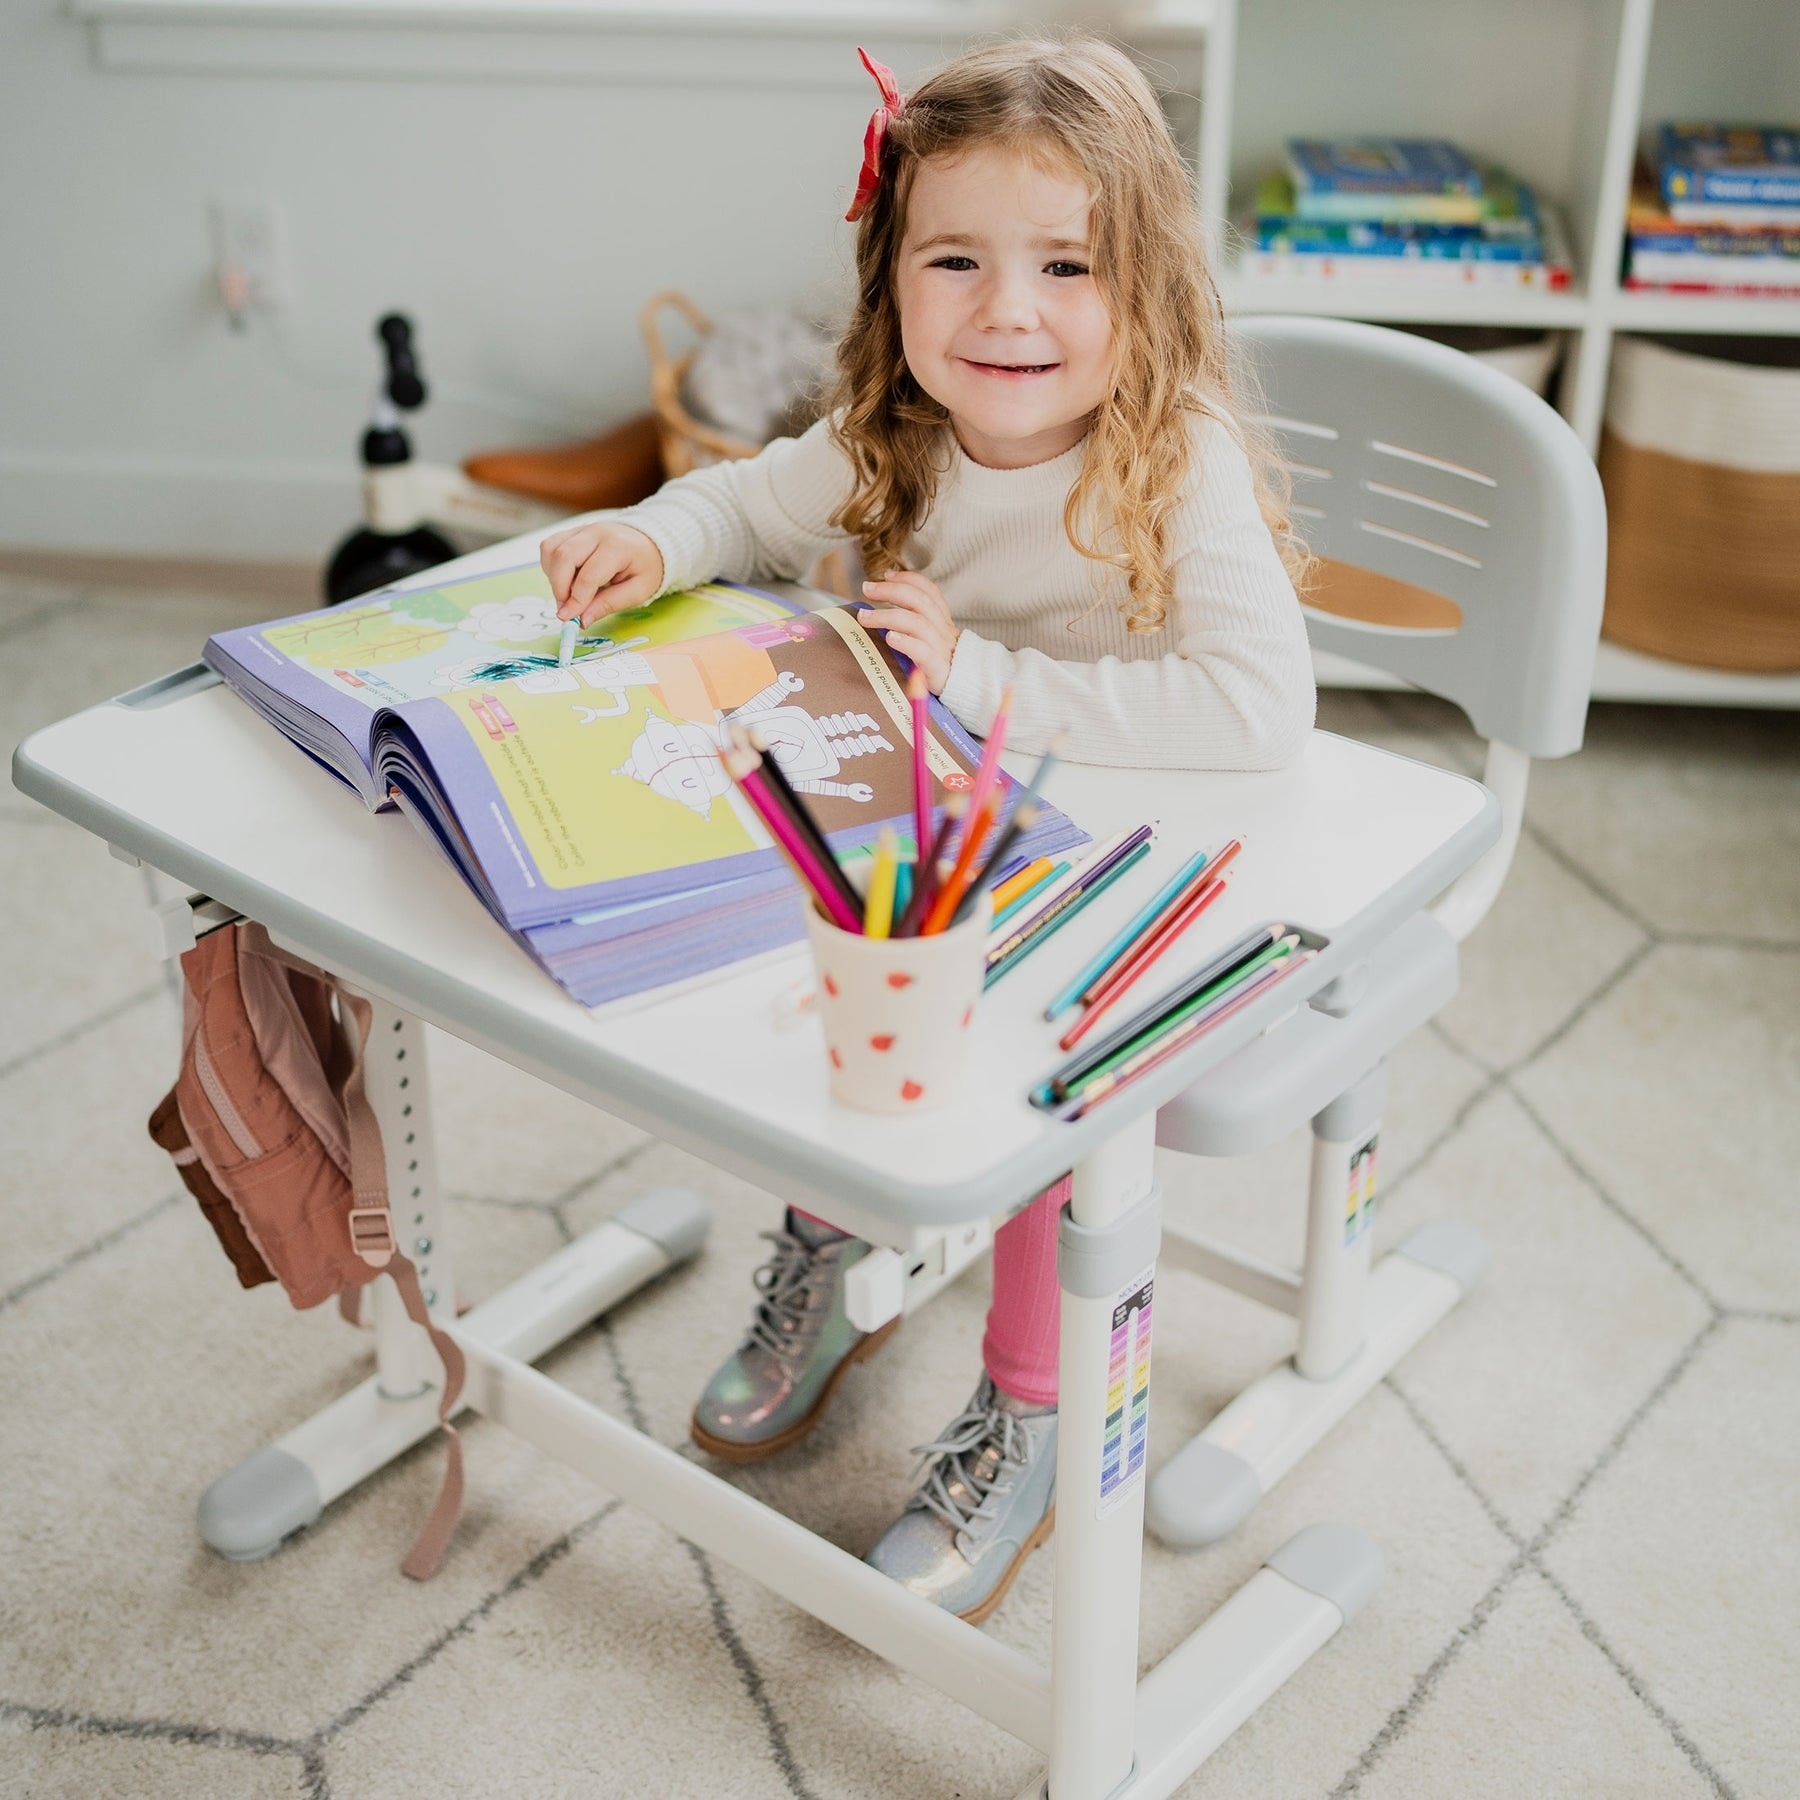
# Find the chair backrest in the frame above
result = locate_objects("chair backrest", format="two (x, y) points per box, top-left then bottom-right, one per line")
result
(1230, 316), (1607, 760)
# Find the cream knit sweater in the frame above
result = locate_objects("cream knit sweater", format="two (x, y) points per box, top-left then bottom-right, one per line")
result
(619, 412), (1315, 770)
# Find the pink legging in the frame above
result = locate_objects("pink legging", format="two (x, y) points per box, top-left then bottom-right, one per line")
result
(798, 1173), (1066, 1407)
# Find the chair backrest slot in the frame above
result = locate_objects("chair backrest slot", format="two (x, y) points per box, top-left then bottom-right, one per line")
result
(1360, 480), (1490, 529)
(1280, 456), (1335, 481)
(1290, 501), (1326, 520)
(1254, 411), (1341, 440)
(1368, 438), (1499, 487)
(1356, 519), (1484, 569)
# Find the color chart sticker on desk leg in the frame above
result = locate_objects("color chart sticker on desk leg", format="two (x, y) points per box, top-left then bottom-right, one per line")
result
(1098, 1265), (1154, 1519)
(1345, 1130), (1379, 1245)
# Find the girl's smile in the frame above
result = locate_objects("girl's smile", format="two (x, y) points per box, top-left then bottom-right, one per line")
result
(896, 145), (1115, 470)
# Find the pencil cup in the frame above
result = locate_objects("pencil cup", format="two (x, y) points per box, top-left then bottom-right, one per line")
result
(803, 905), (987, 1113)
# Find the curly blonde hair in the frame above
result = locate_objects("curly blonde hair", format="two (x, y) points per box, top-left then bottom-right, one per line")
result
(828, 33), (1307, 632)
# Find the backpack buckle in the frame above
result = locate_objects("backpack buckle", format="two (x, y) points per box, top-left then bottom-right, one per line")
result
(348, 1207), (395, 1267)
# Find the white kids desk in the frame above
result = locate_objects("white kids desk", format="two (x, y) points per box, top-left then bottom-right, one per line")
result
(12, 547), (1497, 1800)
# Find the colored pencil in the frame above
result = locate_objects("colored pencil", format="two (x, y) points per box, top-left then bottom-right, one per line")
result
(557, 618), (579, 670)
(992, 856), (1054, 913)
(1050, 933), (1300, 1099)
(1040, 923), (1286, 1097)
(1057, 951), (1316, 1118)
(989, 824), (1155, 953)
(864, 827), (899, 938)
(743, 726), (863, 920)
(906, 669), (931, 884)
(963, 687), (1013, 838)
(1042, 846), (1215, 1020)
(1082, 839), (1244, 1014)
(992, 861), (1066, 929)
(1078, 841), (1244, 1010)
(1057, 872), (1231, 1051)
(950, 798), (1040, 927)
(720, 741), (863, 934)
(894, 794), (964, 937)
(925, 790), (1004, 933)
(984, 840), (1155, 988)
(893, 859), (913, 921)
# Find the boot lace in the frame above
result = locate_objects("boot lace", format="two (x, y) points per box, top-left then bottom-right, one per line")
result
(744, 1227), (836, 1370)
(908, 1378), (1032, 1542)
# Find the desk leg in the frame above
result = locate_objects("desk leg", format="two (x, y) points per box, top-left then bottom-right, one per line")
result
(362, 995), (454, 1400)
(1048, 1113), (1160, 1799)
(195, 1001), (711, 1562)
(1018, 1113), (1382, 1800)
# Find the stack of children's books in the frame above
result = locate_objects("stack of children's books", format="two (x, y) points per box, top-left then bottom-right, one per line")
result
(1242, 138), (1571, 292)
(1624, 124), (1800, 298)
(204, 566), (1087, 1007)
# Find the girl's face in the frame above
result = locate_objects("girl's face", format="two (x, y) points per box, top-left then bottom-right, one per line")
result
(895, 144), (1115, 471)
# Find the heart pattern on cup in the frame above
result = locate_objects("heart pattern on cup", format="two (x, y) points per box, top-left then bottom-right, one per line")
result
(900, 1079), (925, 1102)
(885, 971), (914, 990)
(823, 973), (839, 998)
(869, 1034), (895, 1052)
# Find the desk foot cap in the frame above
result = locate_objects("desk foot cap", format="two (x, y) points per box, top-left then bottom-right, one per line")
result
(614, 1186), (712, 1265)
(1397, 1220), (1488, 1292)
(1146, 1443), (1260, 1550)
(198, 1447), (321, 1561)
(1266, 1523), (1383, 1623)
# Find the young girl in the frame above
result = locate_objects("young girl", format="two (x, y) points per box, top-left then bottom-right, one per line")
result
(541, 34), (1314, 1625)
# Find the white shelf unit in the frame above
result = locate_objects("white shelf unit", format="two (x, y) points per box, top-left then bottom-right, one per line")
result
(1183, 0), (1800, 707)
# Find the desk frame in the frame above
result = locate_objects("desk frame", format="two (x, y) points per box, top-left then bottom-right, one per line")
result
(16, 584), (1497, 1797)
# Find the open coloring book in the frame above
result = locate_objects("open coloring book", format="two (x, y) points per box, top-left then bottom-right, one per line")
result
(206, 564), (1088, 1005)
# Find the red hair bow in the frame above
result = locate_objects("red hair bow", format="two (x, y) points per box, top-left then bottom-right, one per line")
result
(846, 47), (904, 223)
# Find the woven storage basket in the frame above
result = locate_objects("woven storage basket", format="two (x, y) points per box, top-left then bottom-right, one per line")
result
(639, 290), (852, 597)
(640, 290), (762, 476)
(1599, 335), (1800, 672)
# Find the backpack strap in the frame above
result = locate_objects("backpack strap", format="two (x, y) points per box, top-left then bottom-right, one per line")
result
(240, 924), (467, 1580)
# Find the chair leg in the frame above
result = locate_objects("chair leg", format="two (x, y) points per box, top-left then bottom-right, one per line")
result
(1147, 1063), (1487, 1551)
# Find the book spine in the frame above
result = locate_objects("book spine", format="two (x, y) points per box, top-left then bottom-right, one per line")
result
(1254, 230), (1540, 262)
(1242, 251), (1567, 289)
(1667, 200), (1800, 230)
(1663, 167), (1800, 210)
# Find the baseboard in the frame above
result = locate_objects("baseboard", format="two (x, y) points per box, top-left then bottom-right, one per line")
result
(0, 450), (360, 566)
(0, 549), (320, 605)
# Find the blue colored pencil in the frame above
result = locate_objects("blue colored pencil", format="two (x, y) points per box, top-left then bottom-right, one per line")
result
(1043, 846), (1215, 1020)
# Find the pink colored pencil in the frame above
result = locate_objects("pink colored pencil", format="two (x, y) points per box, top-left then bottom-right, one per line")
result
(720, 741), (862, 933)
(963, 686), (1013, 841)
(907, 669), (931, 872)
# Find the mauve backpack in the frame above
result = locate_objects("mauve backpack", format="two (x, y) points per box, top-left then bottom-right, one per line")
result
(149, 919), (463, 1580)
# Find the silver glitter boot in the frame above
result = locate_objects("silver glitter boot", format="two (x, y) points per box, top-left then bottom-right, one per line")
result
(864, 1375), (1057, 1624)
(690, 1211), (899, 1463)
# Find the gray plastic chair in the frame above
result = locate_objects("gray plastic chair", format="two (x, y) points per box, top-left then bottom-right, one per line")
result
(1148, 316), (1607, 1549)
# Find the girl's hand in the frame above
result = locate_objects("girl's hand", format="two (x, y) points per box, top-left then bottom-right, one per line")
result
(859, 569), (961, 693)
(540, 521), (665, 625)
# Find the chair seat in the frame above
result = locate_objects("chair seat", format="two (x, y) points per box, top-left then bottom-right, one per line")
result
(1156, 912), (1458, 1158)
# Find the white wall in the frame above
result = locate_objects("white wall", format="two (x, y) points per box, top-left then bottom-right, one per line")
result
(0, 6), (916, 562)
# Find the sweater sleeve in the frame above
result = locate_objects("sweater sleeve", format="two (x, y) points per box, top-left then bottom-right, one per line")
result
(612, 414), (855, 596)
(938, 417), (1315, 771)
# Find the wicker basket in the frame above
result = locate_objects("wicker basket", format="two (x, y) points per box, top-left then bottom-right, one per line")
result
(640, 290), (763, 476)
(1599, 335), (1800, 672)
(640, 289), (852, 596)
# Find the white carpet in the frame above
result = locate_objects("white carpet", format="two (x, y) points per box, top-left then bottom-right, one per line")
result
(2, 572), (1796, 1798)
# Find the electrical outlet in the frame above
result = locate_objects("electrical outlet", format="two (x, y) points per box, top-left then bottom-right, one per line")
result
(209, 198), (288, 326)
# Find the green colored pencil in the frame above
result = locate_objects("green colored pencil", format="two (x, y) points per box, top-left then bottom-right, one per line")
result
(1049, 933), (1300, 1099)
